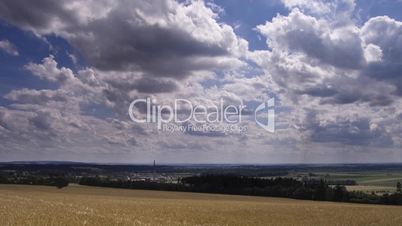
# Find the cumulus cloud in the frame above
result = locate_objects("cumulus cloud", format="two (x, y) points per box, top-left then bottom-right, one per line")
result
(253, 2), (402, 107)
(361, 16), (402, 94)
(281, 0), (356, 23)
(25, 55), (75, 82)
(256, 9), (365, 69)
(250, 0), (402, 151)
(0, 0), (247, 79)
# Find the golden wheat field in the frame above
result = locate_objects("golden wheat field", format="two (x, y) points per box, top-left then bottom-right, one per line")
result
(1, 184), (402, 226)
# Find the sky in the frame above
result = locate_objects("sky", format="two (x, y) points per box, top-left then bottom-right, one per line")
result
(1, 0), (402, 163)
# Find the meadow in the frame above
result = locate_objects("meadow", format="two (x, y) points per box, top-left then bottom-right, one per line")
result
(319, 171), (402, 187)
(1, 184), (402, 226)
(290, 170), (402, 195)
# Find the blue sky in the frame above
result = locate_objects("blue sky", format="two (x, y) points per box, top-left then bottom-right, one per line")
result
(1, 0), (402, 163)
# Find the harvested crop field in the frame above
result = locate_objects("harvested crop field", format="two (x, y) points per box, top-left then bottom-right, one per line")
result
(1, 184), (402, 226)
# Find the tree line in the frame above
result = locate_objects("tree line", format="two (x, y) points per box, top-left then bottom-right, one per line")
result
(1, 172), (401, 205)
(78, 174), (402, 205)
(0, 174), (69, 189)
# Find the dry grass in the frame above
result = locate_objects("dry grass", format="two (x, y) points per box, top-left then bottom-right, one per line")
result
(1, 184), (402, 226)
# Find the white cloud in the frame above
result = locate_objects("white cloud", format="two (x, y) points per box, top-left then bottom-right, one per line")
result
(281, 0), (356, 23)
(0, 0), (248, 79)
(0, 39), (18, 55)
(25, 55), (75, 82)
(361, 16), (402, 62)
(256, 9), (364, 69)
(364, 43), (383, 63)
(250, 0), (402, 155)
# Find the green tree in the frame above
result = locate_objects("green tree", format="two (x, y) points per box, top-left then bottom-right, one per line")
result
(51, 177), (69, 189)
(397, 182), (401, 193)
(332, 185), (348, 202)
